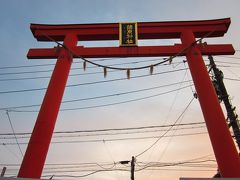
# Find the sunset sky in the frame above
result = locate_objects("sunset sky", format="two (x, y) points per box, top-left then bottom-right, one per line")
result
(0, 0), (240, 180)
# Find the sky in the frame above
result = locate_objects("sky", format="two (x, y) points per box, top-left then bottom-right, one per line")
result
(0, 0), (240, 180)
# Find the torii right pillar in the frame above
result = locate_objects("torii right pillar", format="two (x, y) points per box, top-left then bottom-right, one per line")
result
(181, 30), (240, 177)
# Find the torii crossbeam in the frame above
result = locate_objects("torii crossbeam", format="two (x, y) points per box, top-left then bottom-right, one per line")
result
(18, 18), (240, 178)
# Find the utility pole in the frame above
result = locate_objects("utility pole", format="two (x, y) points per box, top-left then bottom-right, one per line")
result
(120, 156), (135, 180)
(1, 167), (6, 177)
(209, 55), (240, 150)
(131, 156), (135, 180)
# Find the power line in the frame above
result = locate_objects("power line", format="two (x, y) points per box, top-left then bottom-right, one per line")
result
(0, 63), (56, 70)
(0, 58), (120, 70)
(0, 79), (191, 110)
(2, 58), (239, 82)
(34, 159), (216, 178)
(37, 162), (216, 174)
(2, 65), (237, 97)
(0, 162), (126, 168)
(41, 169), (127, 178)
(135, 97), (194, 158)
(5, 168), (215, 177)
(218, 56), (240, 60)
(217, 65), (240, 69)
(2, 131), (207, 145)
(1, 143), (21, 161)
(102, 140), (117, 175)
(214, 60), (240, 65)
(8, 84), (192, 112)
(0, 154), (213, 167)
(1, 57), (238, 78)
(2, 156), (216, 177)
(0, 121), (205, 136)
(5, 111), (23, 157)
(224, 77), (240, 82)
(0, 62), (173, 82)
(2, 60), (240, 82)
(136, 159), (216, 168)
(0, 58), (172, 76)
(135, 162), (216, 173)
(153, 68), (189, 168)
(0, 69), (119, 82)
(0, 125), (206, 140)
(3, 159), (216, 172)
(0, 68), (187, 95)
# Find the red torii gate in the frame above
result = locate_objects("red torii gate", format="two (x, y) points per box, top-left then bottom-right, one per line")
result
(18, 18), (240, 178)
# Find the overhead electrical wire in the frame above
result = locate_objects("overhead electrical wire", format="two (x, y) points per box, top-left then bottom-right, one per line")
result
(101, 141), (120, 180)
(1, 60), (239, 82)
(3, 156), (216, 178)
(2, 131), (208, 146)
(213, 60), (240, 65)
(5, 110), (23, 157)
(136, 154), (215, 167)
(224, 77), (240, 82)
(0, 68), (188, 95)
(218, 56), (240, 60)
(217, 65), (240, 69)
(0, 60), (185, 82)
(0, 58), (120, 70)
(0, 55), (180, 72)
(34, 159), (216, 178)
(1, 143), (21, 161)
(5, 168), (215, 177)
(0, 56), (238, 76)
(4, 160), (216, 173)
(39, 162), (216, 174)
(2, 131), (207, 145)
(39, 168), (215, 178)
(0, 121), (205, 136)
(143, 68), (189, 180)
(0, 57), (174, 76)
(0, 57), (238, 81)
(136, 159), (216, 168)
(0, 153), (213, 167)
(3, 73), (237, 97)
(7, 84), (193, 112)
(0, 79), (191, 110)
(152, 68), (189, 166)
(135, 160), (216, 173)
(0, 125), (206, 140)
(0, 162), (116, 168)
(135, 97), (195, 158)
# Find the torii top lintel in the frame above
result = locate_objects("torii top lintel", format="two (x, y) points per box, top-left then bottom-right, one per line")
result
(28, 18), (234, 59)
(31, 18), (231, 41)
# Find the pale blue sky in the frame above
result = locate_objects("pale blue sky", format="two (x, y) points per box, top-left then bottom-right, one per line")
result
(0, 0), (240, 180)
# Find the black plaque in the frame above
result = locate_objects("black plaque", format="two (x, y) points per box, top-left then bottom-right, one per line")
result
(119, 22), (138, 46)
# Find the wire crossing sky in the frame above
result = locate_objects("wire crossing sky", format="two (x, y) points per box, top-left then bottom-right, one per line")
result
(0, 0), (240, 180)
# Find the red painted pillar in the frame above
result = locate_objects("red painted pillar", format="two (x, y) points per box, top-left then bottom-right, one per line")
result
(181, 30), (240, 177)
(18, 34), (78, 178)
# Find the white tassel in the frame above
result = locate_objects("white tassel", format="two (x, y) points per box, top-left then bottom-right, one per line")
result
(127, 69), (130, 79)
(150, 65), (154, 75)
(104, 67), (107, 78)
(169, 57), (173, 64)
(83, 61), (87, 71)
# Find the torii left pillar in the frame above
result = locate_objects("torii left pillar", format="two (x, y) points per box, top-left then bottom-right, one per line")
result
(17, 34), (78, 178)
